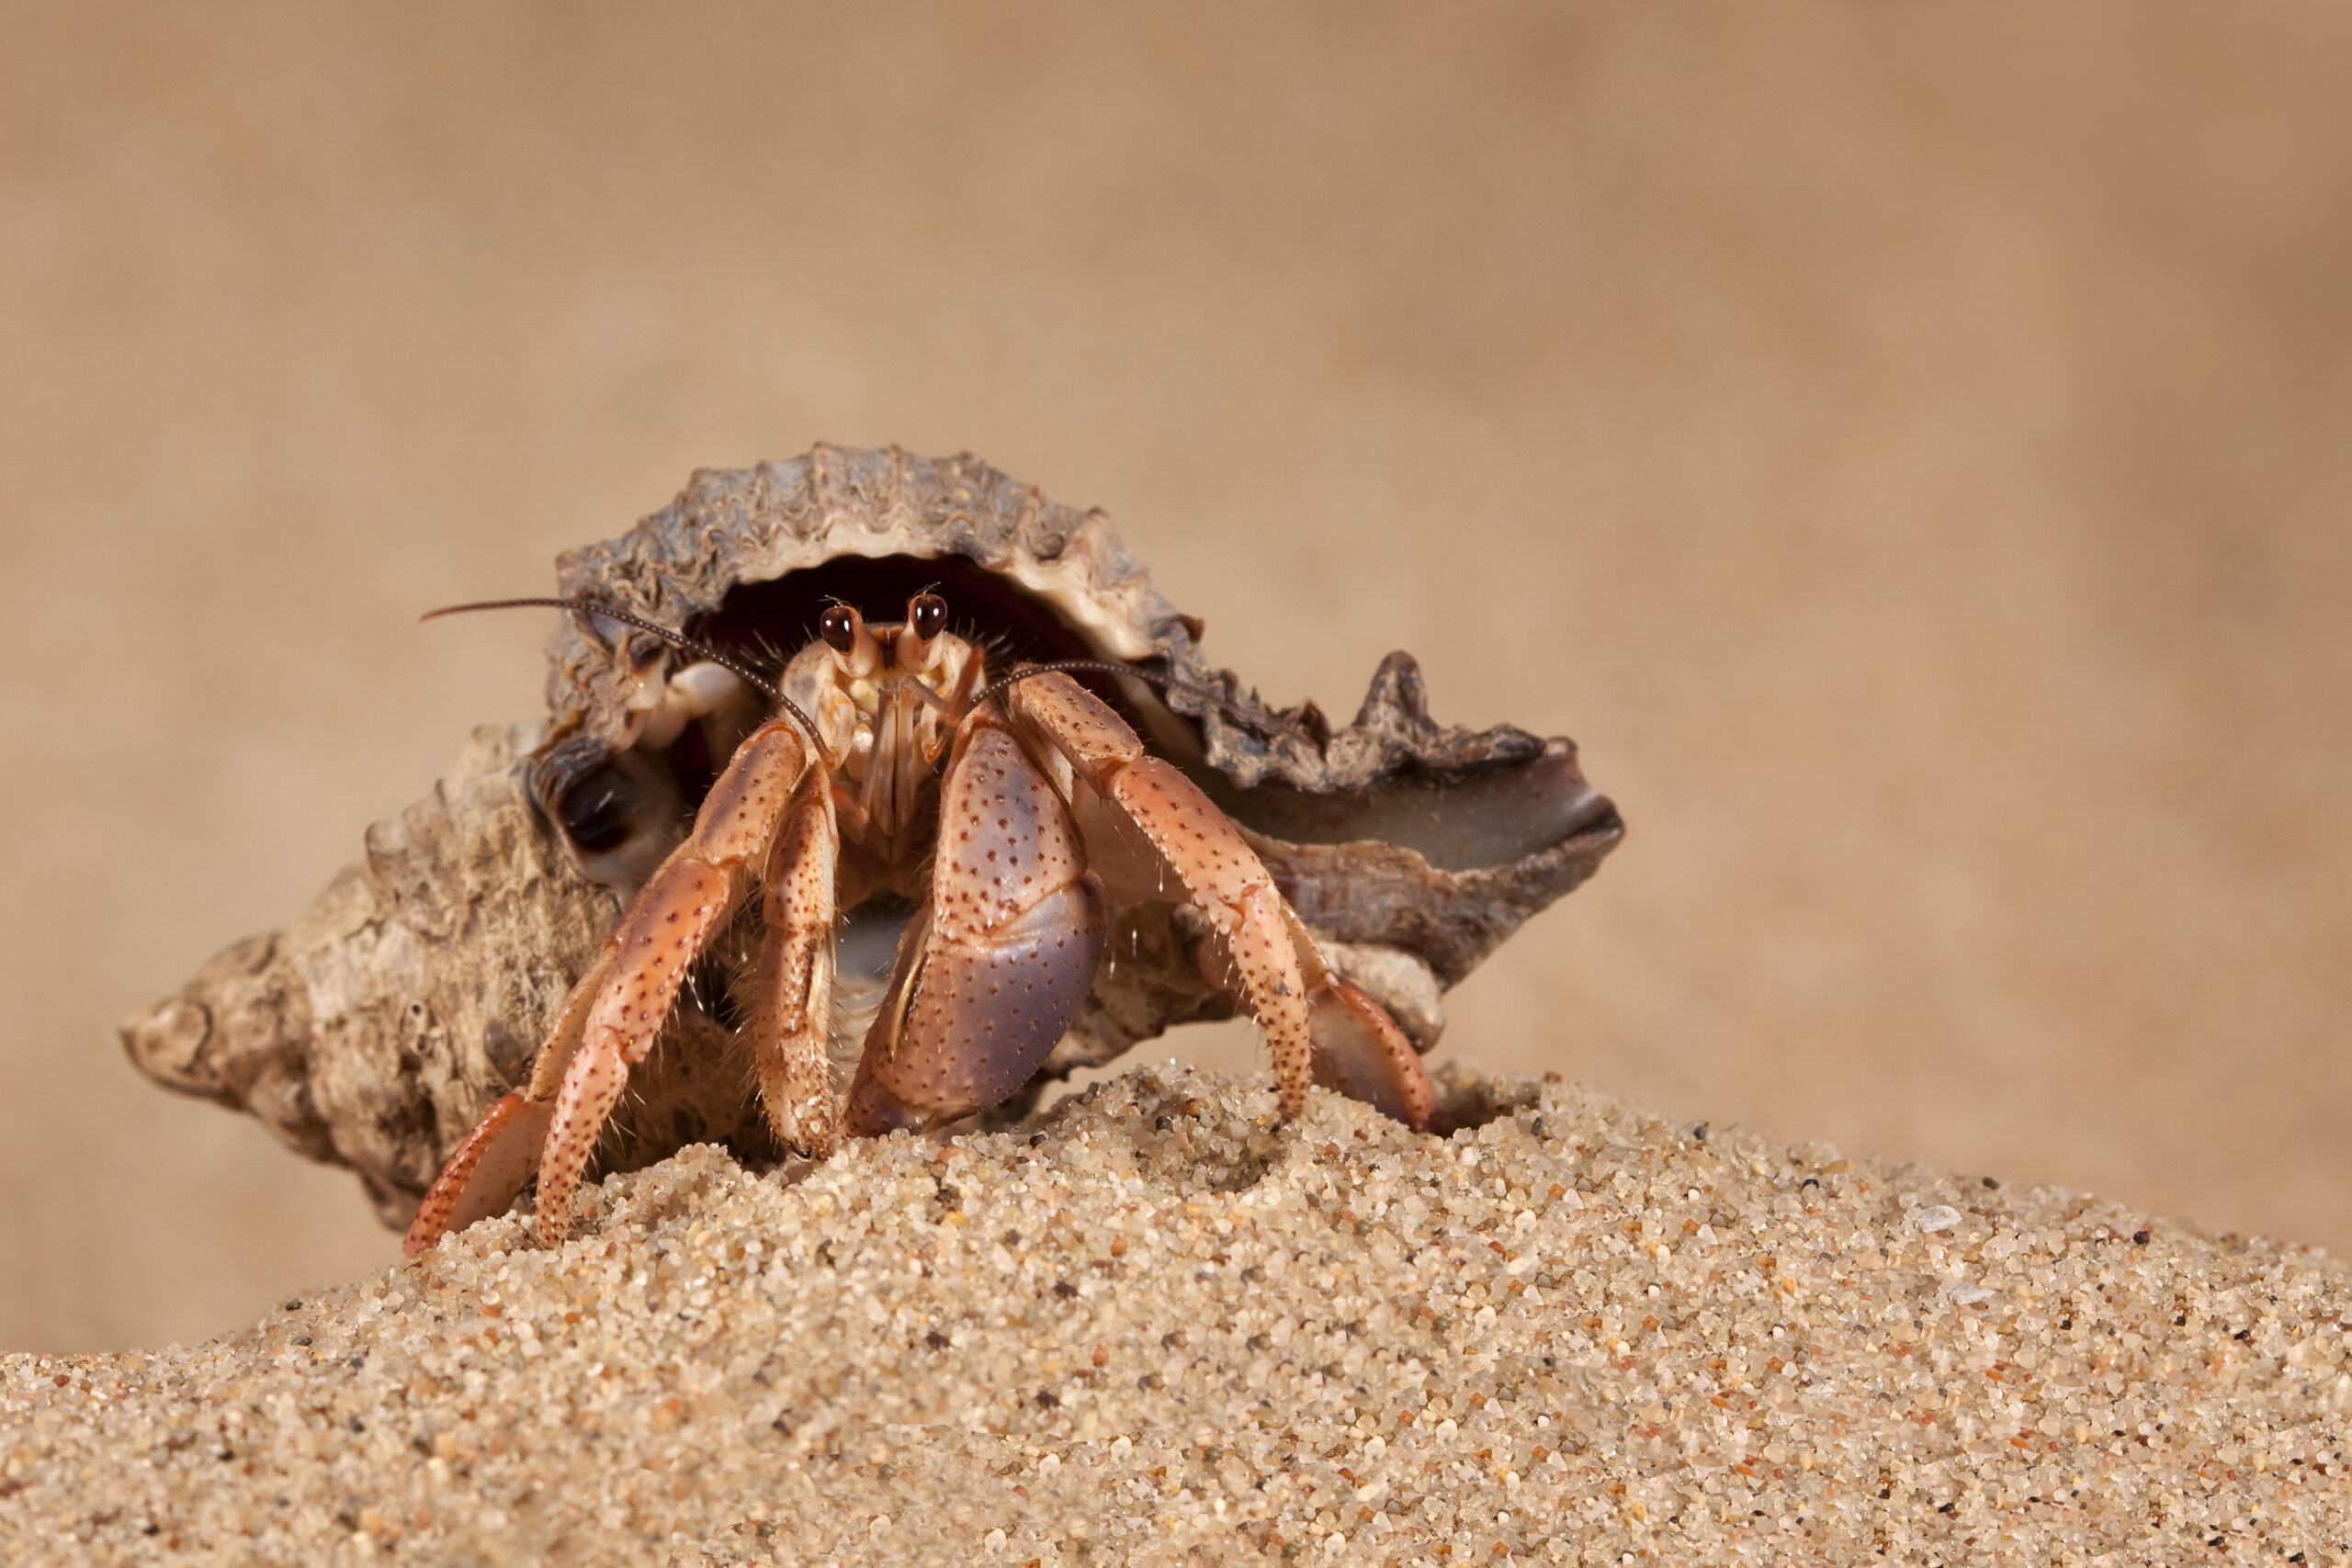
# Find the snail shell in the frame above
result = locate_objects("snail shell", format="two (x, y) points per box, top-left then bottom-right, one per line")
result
(123, 446), (1623, 1227)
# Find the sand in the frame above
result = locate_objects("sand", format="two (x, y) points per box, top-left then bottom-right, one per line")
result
(4, 1063), (2346, 1565)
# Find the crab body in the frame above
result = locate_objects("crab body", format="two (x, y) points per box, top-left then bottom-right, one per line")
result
(401, 596), (1437, 1253)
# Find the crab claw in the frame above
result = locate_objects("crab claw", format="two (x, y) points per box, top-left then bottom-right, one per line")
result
(842, 716), (1113, 1135)
(402, 1089), (554, 1258)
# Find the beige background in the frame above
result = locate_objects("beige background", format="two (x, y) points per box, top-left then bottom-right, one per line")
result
(4, 4), (2346, 1356)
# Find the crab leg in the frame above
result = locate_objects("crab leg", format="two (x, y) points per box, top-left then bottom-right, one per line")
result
(1004, 671), (1436, 1131)
(1279, 907), (1441, 1131)
(842, 713), (1109, 1134)
(747, 768), (841, 1156)
(403, 717), (817, 1254)
(531, 718), (820, 1244)
(399, 1090), (555, 1256)
(401, 935), (620, 1256)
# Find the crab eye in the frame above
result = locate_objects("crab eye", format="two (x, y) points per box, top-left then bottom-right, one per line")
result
(819, 604), (858, 653)
(908, 592), (948, 641)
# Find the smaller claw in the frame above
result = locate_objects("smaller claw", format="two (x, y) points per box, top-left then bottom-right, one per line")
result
(402, 1090), (555, 1258)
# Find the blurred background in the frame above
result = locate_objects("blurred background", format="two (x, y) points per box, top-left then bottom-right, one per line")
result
(5, 3), (2347, 1354)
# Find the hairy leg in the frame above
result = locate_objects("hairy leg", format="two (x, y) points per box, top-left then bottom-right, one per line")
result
(405, 717), (817, 1253)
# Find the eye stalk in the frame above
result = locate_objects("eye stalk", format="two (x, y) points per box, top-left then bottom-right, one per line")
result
(819, 602), (884, 678)
(908, 592), (948, 642)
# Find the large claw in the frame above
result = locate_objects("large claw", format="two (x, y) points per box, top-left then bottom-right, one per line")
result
(843, 722), (1111, 1134)
(843, 878), (1108, 1134)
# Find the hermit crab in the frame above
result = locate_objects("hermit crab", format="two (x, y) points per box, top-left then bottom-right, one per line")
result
(122, 446), (1623, 1244)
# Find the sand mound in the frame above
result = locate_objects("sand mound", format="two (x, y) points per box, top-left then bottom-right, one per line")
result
(5, 1064), (2346, 1564)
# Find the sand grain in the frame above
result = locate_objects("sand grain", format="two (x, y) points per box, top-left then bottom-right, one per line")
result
(5, 1065), (2346, 1564)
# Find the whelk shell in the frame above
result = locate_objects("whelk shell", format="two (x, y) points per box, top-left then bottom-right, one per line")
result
(122, 446), (1623, 1226)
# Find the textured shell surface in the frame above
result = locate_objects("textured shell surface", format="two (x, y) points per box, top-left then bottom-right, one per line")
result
(122, 446), (1623, 1227)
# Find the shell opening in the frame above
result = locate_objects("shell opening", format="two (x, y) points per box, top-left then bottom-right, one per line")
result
(540, 553), (1188, 897)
